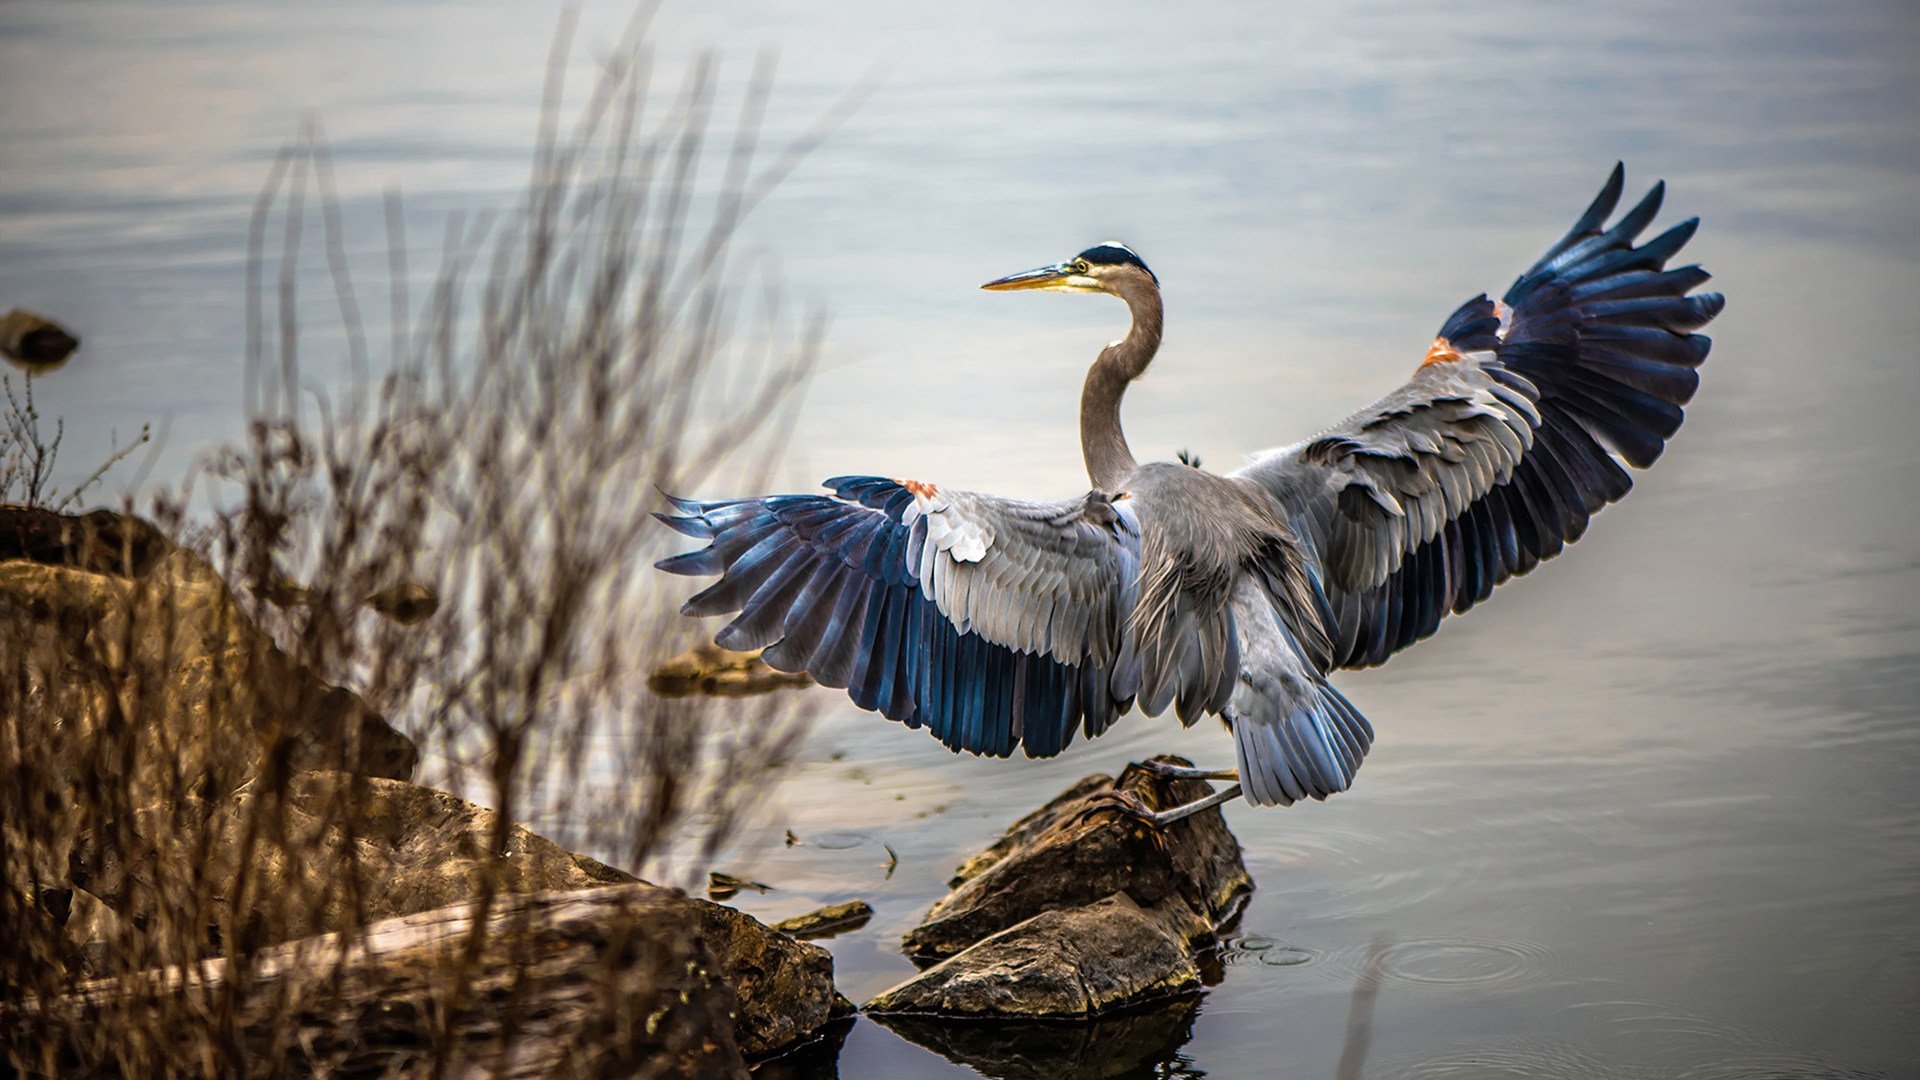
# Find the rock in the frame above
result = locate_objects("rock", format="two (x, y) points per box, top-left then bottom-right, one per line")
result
(58, 886), (123, 979)
(69, 772), (631, 947)
(903, 758), (1249, 965)
(0, 308), (80, 368)
(685, 895), (855, 1057)
(65, 771), (638, 962)
(867, 893), (1205, 1018)
(772, 900), (873, 940)
(54, 885), (806, 1078)
(0, 504), (172, 576)
(0, 508), (418, 802)
(1, 508), (851, 1064)
(61, 775), (848, 1060)
(943, 772), (1110, 889)
(649, 642), (812, 696)
(865, 758), (1250, 1021)
(283, 771), (638, 917)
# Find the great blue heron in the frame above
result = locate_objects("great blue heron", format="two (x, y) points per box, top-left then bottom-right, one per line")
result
(658, 165), (1722, 824)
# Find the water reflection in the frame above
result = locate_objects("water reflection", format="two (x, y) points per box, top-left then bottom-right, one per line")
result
(752, 1019), (855, 1080)
(870, 999), (1206, 1080)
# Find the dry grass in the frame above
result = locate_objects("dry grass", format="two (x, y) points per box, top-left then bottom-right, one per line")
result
(2, 373), (151, 512)
(2, 12), (833, 1076)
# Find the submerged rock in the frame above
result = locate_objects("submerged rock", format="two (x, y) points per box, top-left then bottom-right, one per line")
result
(649, 642), (812, 696)
(866, 758), (1250, 1020)
(772, 899), (874, 940)
(0, 307), (80, 368)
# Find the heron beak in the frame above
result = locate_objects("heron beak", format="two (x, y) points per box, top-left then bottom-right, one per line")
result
(981, 262), (1094, 293)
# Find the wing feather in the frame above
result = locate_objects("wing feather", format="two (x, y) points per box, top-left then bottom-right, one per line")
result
(656, 477), (1143, 756)
(1234, 164), (1722, 669)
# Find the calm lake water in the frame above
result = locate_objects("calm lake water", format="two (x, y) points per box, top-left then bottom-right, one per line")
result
(5, 2), (1918, 1077)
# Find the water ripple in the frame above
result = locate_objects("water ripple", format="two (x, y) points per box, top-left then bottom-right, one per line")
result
(807, 830), (870, 850)
(1380, 1002), (1898, 1080)
(1306, 936), (1554, 994)
(1219, 933), (1318, 968)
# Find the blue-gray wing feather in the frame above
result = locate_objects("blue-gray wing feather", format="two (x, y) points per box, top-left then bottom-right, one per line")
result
(656, 477), (1142, 757)
(1234, 163), (1723, 669)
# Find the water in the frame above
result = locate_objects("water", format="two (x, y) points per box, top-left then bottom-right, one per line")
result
(5, 2), (1917, 1076)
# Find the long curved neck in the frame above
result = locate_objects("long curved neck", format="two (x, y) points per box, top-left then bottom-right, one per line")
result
(1080, 280), (1163, 492)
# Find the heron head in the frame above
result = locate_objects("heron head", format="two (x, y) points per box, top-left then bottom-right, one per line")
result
(981, 241), (1158, 296)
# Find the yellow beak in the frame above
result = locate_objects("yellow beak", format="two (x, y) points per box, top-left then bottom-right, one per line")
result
(981, 262), (1099, 293)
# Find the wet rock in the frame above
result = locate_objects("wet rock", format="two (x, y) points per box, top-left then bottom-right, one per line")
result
(64, 775), (848, 1059)
(688, 895), (855, 1057)
(867, 758), (1250, 1021)
(944, 773), (1110, 889)
(903, 758), (1249, 965)
(1, 509), (849, 1063)
(649, 642), (812, 696)
(0, 308), (80, 368)
(872, 993), (1201, 1079)
(59, 885), (807, 1078)
(868, 893), (1205, 1018)
(772, 899), (874, 940)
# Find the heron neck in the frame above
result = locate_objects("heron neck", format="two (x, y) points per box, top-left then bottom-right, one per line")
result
(1081, 282), (1162, 492)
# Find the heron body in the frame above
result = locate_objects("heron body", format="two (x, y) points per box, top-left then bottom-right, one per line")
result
(658, 165), (1723, 814)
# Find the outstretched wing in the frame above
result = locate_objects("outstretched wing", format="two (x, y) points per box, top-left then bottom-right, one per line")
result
(1236, 164), (1724, 669)
(655, 477), (1144, 757)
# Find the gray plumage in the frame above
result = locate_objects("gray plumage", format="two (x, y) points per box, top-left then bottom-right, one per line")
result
(658, 166), (1722, 810)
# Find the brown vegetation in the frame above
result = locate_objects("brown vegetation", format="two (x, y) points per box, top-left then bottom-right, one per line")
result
(2, 16), (839, 1076)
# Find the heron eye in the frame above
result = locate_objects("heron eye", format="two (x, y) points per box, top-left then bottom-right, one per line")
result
(1073, 260), (1091, 274)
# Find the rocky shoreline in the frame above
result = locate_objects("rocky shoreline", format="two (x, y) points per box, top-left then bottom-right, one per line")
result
(3, 505), (1251, 1075)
